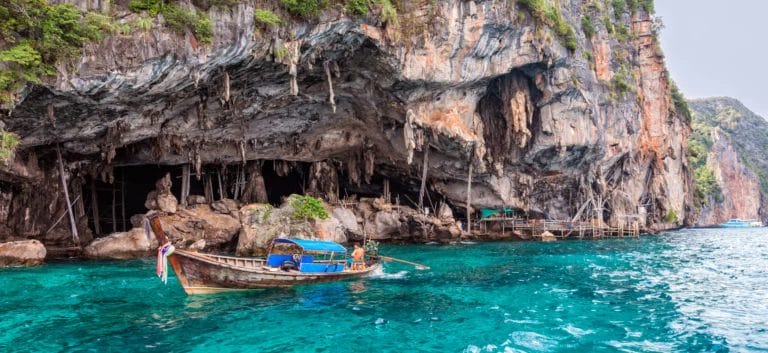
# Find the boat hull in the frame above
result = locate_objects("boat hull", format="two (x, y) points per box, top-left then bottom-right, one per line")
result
(168, 250), (380, 295)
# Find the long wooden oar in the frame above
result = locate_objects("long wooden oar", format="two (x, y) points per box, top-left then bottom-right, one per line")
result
(379, 256), (430, 270)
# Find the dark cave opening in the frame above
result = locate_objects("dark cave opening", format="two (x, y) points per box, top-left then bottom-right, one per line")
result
(260, 160), (310, 205)
(86, 165), (193, 235)
(82, 157), (455, 237)
(82, 161), (313, 236)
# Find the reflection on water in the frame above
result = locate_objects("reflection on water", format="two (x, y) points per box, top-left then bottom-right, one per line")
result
(1, 228), (767, 352)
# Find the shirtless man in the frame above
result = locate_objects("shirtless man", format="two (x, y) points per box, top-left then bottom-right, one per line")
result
(351, 243), (366, 270)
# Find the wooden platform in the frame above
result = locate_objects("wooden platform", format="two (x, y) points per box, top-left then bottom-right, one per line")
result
(475, 217), (642, 240)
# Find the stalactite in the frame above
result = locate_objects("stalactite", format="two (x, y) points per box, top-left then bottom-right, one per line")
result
(363, 146), (375, 184)
(239, 140), (247, 165)
(222, 70), (230, 103)
(323, 61), (336, 113)
(308, 161), (339, 203)
(274, 160), (292, 177)
(241, 162), (268, 204)
(196, 100), (206, 129)
(404, 109), (417, 164)
(194, 145), (202, 180)
(347, 155), (361, 186)
(288, 42), (300, 96)
(102, 121), (129, 165)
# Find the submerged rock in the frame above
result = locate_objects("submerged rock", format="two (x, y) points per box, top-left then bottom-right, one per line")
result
(0, 240), (47, 266)
(84, 228), (156, 260)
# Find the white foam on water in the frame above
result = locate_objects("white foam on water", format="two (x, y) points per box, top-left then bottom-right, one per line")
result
(369, 267), (408, 279)
(483, 344), (498, 351)
(463, 345), (481, 353)
(562, 324), (594, 338)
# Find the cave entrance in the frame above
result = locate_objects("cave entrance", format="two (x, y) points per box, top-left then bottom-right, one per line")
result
(83, 161), (314, 236)
(85, 165), (205, 236)
(259, 160), (310, 205)
(82, 159), (445, 236)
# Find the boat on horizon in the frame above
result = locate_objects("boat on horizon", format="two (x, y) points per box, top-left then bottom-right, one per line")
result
(147, 214), (381, 295)
(718, 218), (763, 228)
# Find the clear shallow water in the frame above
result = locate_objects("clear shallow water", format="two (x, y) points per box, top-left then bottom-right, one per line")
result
(2, 229), (768, 353)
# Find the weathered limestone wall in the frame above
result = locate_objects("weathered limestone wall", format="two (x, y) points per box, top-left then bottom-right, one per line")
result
(1, 0), (692, 251)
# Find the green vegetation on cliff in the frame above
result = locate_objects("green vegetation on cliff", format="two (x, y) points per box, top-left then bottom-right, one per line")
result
(0, 0), (111, 103)
(687, 115), (723, 206)
(254, 9), (283, 27)
(128, 0), (213, 43)
(517, 0), (577, 51)
(0, 131), (20, 161)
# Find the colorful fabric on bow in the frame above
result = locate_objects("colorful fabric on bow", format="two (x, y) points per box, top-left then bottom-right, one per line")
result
(157, 242), (175, 284)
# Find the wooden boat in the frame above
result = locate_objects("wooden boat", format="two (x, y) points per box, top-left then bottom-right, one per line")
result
(148, 214), (381, 295)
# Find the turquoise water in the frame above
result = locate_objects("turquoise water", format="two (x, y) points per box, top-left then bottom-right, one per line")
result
(2, 228), (768, 352)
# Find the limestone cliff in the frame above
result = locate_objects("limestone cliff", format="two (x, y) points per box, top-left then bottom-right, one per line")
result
(0, 0), (691, 248)
(688, 97), (768, 226)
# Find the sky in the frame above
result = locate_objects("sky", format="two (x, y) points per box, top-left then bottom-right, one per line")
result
(655, 1), (768, 118)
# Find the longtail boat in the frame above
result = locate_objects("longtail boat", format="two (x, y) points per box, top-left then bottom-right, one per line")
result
(147, 214), (381, 295)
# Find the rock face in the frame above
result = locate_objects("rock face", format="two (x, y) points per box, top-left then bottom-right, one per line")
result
(157, 205), (241, 251)
(689, 98), (768, 226)
(0, 240), (47, 266)
(0, 0), (692, 246)
(84, 228), (157, 259)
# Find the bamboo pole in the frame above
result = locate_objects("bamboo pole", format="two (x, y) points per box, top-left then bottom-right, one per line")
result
(111, 186), (116, 234)
(418, 144), (429, 212)
(121, 170), (126, 231)
(383, 178), (390, 203)
(56, 145), (79, 244)
(233, 166), (241, 201)
(44, 195), (82, 236)
(466, 162), (473, 234)
(90, 177), (101, 235)
(217, 167), (225, 200)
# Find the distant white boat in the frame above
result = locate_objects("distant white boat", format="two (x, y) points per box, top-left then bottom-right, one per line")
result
(719, 219), (763, 228)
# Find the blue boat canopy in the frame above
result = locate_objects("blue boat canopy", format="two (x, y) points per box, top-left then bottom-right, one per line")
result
(273, 238), (347, 253)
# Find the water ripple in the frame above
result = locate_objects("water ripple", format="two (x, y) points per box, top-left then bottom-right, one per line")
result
(1, 229), (768, 352)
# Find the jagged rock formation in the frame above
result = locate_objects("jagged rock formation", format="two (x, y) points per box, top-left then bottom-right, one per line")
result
(0, 0), (691, 254)
(688, 98), (768, 226)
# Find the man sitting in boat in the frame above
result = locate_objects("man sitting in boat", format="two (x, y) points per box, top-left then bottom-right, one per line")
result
(351, 243), (366, 270)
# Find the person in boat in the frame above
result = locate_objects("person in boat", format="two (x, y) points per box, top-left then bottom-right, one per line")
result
(351, 243), (366, 270)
